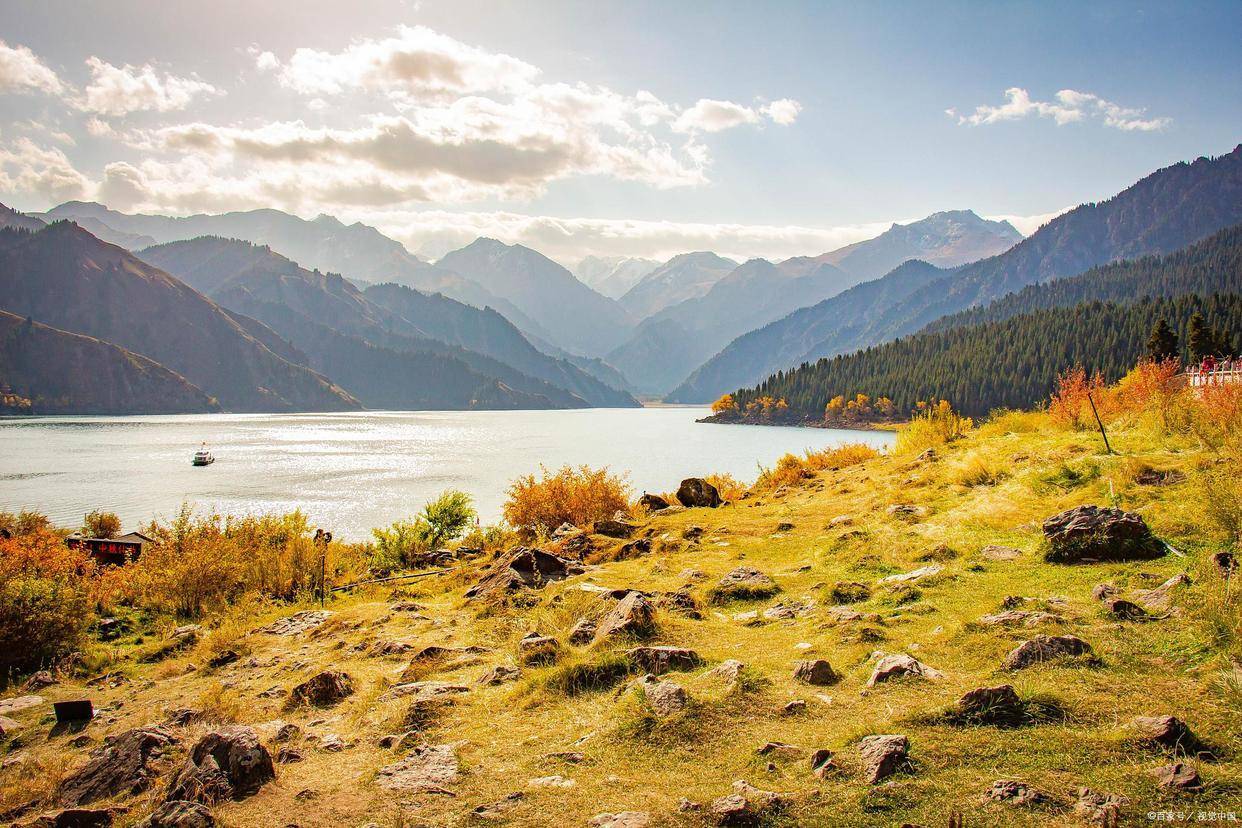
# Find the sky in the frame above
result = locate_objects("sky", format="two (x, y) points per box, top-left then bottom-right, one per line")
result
(0, 0), (1239, 265)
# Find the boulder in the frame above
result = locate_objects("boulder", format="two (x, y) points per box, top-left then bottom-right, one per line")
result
(878, 564), (942, 584)
(567, 619), (597, 645)
(1129, 715), (1209, 756)
(978, 610), (1061, 627)
(955, 685), (1024, 725)
(1042, 505), (1163, 563)
(596, 592), (657, 641)
(289, 671), (353, 707)
(1073, 788), (1129, 824)
(867, 654), (943, 686)
(1001, 635), (1093, 671)
(0, 714), (19, 736)
(26, 810), (117, 828)
(376, 744), (458, 792)
(626, 646), (703, 675)
(518, 633), (560, 666)
(676, 478), (722, 508)
(1106, 598), (1151, 620)
(709, 567), (779, 603)
(1151, 762), (1202, 791)
(637, 494), (669, 512)
(166, 727), (274, 804)
(704, 659), (747, 689)
(24, 671), (57, 691)
(59, 726), (178, 807)
(589, 812), (650, 828)
(465, 547), (585, 599)
(981, 779), (1053, 806)
(0, 695), (43, 715)
(792, 659), (838, 686)
(708, 780), (786, 826)
(134, 801), (214, 828)
(476, 664), (521, 686)
(639, 675), (688, 717)
(858, 735), (910, 784)
(594, 514), (639, 539)
(259, 611), (332, 636)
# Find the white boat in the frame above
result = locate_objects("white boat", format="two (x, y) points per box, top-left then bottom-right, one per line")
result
(192, 445), (214, 466)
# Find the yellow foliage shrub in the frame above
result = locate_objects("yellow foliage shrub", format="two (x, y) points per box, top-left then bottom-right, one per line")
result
(503, 465), (632, 536)
(895, 400), (974, 455)
(703, 472), (747, 502)
(804, 442), (879, 471)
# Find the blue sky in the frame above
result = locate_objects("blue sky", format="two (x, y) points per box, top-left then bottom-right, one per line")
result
(0, 0), (1238, 263)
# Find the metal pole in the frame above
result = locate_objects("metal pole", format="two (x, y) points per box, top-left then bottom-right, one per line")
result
(1086, 392), (1112, 454)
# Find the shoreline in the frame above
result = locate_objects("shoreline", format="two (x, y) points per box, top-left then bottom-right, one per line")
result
(696, 413), (903, 432)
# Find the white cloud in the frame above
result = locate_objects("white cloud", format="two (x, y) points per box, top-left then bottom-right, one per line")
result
(0, 39), (64, 95)
(762, 98), (802, 126)
(79, 57), (221, 116)
(951, 87), (1170, 131)
(674, 99), (761, 133)
(984, 206), (1073, 236)
(0, 138), (91, 202)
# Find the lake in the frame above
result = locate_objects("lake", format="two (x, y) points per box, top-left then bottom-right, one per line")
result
(0, 407), (894, 540)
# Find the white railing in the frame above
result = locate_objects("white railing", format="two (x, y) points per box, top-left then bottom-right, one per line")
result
(1184, 368), (1242, 387)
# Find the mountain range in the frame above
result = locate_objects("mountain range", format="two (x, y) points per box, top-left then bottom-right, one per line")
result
(574, 256), (659, 299)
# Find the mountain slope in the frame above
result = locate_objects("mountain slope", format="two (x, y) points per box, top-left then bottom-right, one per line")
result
(574, 256), (659, 299)
(0, 222), (358, 412)
(0, 309), (219, 414)
(436, 238), (636, 355)
(0, 204), (45, 232)
(618, 252), (738, 319)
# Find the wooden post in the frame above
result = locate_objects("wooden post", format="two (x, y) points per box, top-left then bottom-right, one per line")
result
(1087, 392), (1112, 454)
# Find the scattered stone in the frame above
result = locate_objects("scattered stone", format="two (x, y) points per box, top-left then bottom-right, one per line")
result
(762, 599), (815, 620)
(568, 619), (597, 645)
(376, 744), (458, 792)
(1151, 762), (1202, 791)
(792, 659), (838, 686)
(384, 681), (471, 702)
(676, 478), (722, 508)
(477, 665), (521, 686)
(317, 733), (347, 752)
(595, 592), (657, 641)
(654, 589), (702, 619)
(1073, 788), (1129, 824)
(589, 812), (650, 828)
(981, 779), (1054, 807)
(955, 685), (1024, 725)
(638, 494), (670, 512)
(1092, 583), (1120, 601)
(134, 801), (214, 828)
(867, 653), (943, 686)
(809, 748), (835, 778)
(23, 671), (57, 691)
(980, 545), (1022, 561)
(470, 791), (524, 820)
(465, 547), (585, 599)
(781, 700), (806, 716)
(1213, 551), (1237, 578)
(260, 611), (332, 636)
(594, 514), (639, 538)
(1129, 715), (1209, 756)
(885, 504), (926, 520)
(627, 646), (702, 675)
(824, 606), (865, 622)
(878, 564), (942, 584)
(0, 695), (43, 716)
(527, 775), (575, 789)
(828, 515), (854, 528)
(858, 734), (910, 784)
(1106, 598), (1151, 620)
(0, 715), (20, 736)
(755, 742), (802, 761)
(25, 809), (118, 828)
(1042, 505), (1163, 563)
(709, 780), (786, 826)
(710, 567), (779, 603)
(59, 726), (178, 807)
(166, 726), (275, 804)
(289, 671), (353, 707)
(275, 748), (303, 764)
(1001, 635), (1093, 671)
(369, 640), (416, 658)
(164, 709), (201, 728)
(978, 610), (1061, 627)
(704, 659), (746, 689)
(519, 633), (561, 666)
(1136, 573), (1191, 612)
(639, 675), (688, 717)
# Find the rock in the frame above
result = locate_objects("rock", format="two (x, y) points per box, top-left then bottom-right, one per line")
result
(775, 522), (794, 532)
(626, 646), (702, 675)
(289, 671), (353, 707)
(792, 659), (838, 686)
(25, 810), (117, 828)
(0, 715), (20, 736)
(1001, 635), (1093, 670)
(567, 619), (597, 645)
(518, 633), (560, 666)
(166, 726), (275, 804)
(829, 581), (870, 603)
(858, 734), (910, 784)
(867, 653), (943, 686)
(24, 671), (57, 691)
(527, 775), (575, 789)
(613, 538), (653, 560)
(275, 747), (303, 764)
(885, 504), (926, 520)
(376, 744), (458, 792)
(638, 494), (669, 512)
(1129, 715), (1209, 756)
(978, 610), (1061, 627)
(477, 665), (521, 686)
(708, 781), (786, 826)
(59, 726), (178, 807)
(654, 589), (701, 619)
(639, 675), (688, 717)
(1134, 467), (1186, 486)
(755, 742), (802, 761)
(260, 611), (332, 636)
(704, 659), (746, 688)
(955, 685), (1024, 725)
(824, 606), (864, 622)
(164, 709), (201, 728)
(1073, 788), (1129, 824)
(762, 599), (815, 620)
(384, 681), (470, 702)
(1136, 573), (1191, 611)
(134, 801), (214, 828)
(1092, 583), (1119, 601)
(594, 514), (639, 538)
(781, 700), (806, 716)
(1042, 505), (1163, 563)
(317, 733), (347, 752)
(206, 650), (238, 669)
(1151, 762), (1202, 791)
(710, 567), (779, 603)
(980, 544), (1022, 561)
(677, 478), (723, 508)
(1213, 550), (1237, 578)
(596, 592), (657, 641)
(376, 731), (420, 751)
(878, 564), (942, 584)
(589, 812), (650, 828)
(981, 779), (1054, 806)
(465, 547), (585, 599)
(470, 792), (524, 820)
(368, 640), (416, 657)
(272, 723), (300, 742)
(0, 695), (43, 715)
(1106, 598), (1151, 620)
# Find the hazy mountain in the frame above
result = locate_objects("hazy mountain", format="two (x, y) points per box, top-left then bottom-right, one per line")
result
(575, 256), (659, 299)
(437, 238), (636, 355)
(670, 144), (1242, 403)
(607, 257), (854, 395)
(618, 252), (738, 319)
(812, 210), (1021, 284)
(0, 309), (220, 415)
(0, 222), (359, 412)
(0, 204), (45, 232)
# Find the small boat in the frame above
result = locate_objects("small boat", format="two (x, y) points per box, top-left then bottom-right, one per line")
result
(192, 444), (215, 466)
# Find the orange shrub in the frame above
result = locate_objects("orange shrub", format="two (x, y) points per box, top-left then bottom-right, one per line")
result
(1049, 366), (1106, 430)
(755, 453), (812, 492)
(503, 465), (632, 536)
(804, 442), (880, 471)
(703, 472), (747, 501)
(711, 394), (739, 414)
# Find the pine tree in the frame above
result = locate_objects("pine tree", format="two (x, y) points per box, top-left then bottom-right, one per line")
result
(1146, 319), (1179, 362)
(1189, 312), (1213, 359)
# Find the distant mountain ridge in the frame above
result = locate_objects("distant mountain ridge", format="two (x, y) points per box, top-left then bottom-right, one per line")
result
(618, 252), (738, 319)
(575, 256), (659, 299)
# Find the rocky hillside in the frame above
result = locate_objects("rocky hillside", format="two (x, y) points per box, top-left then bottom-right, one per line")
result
(1, 398), (1236, 826)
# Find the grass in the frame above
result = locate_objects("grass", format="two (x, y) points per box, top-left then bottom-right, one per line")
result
(1, 402), (1239, 827)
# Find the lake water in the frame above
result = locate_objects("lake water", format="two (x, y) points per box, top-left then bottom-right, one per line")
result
(0, 408), (893, 540)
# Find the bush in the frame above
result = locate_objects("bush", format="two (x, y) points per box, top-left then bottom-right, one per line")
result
(702, 472), (747, 502)
(755, 453), (812, 492)
(503, 465), (631, 536)
(1049, 366), (1106, 431)
(894, 400), (974, 455)
(0, 509), (51, 538)
(370, 489), (478, 568)
(420, 490), (476, 549)
(82, 509), (121, 539)
(805, 442), (880, 471)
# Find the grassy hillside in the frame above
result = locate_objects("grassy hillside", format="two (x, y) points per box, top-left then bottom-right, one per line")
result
(1, 372), (1239, 827)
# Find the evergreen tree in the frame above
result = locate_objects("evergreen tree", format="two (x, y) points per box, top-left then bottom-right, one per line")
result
(1189, 312), (1213, 359)
(1146, 319), (1179, 362)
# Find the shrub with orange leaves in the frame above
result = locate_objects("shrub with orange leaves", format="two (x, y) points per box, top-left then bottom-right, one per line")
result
(1049, 366), (1107, 430)
(711, 394), (739, 415)
(804, 442), (880, 471)
(703, 472), (747, 502)
(503, 465), (632, 537)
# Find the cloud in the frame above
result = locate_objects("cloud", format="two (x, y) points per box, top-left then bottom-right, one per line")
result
(674, 97), (803, 133)
(79, 58), (221, 116)
(0, 138), (91, 202)
(762, 98), (802, 126)
(984, 206), (1073, 236)
(950, 87), (1170, 131)
(0, 39), (64, 95)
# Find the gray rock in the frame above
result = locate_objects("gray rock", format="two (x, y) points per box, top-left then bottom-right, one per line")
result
(134, 801), (214, 828)
(792, 659), (838, 686)
(464, 547), (585, 600)
(1073, 788), (1129, 824)
(1151, 762), (1202, 791)
(981, 779), (1054, 806)
(676, 478), (722, 508)
(260, 611), (332, 636)
(638, 494), (670, 512)
(588, 812), (651, 828)
(867, 653), (943, 686)
(596, 592), (657, 641)
(626, 646), (703, 675)
(955, 685), (1024, 725)
(708, 780), (786, 826)
(1042, 505), (1163, 563)
(980, 545), (1022, 561)
(1136, 573), (1191, 611)
(376, 744), (458, 792)
(477, 665), (521, 686)
(1130, 715), (1209, 756)
(639, 675), (688, 717)
(710, 567), (779, 603)
(518, 633), (560, 666)
(59, 726), (178, 807)
(1001, 634), (1093, 670)
(567, 619), (597, 645)
(858, 734), (910, 784)
(165, 726), (274, 804)
(289, 671), (353, 707)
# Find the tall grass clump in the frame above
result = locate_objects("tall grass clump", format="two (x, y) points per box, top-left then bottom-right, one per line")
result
(503, 465), (631, 537)
(895, 400), (973, 455)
